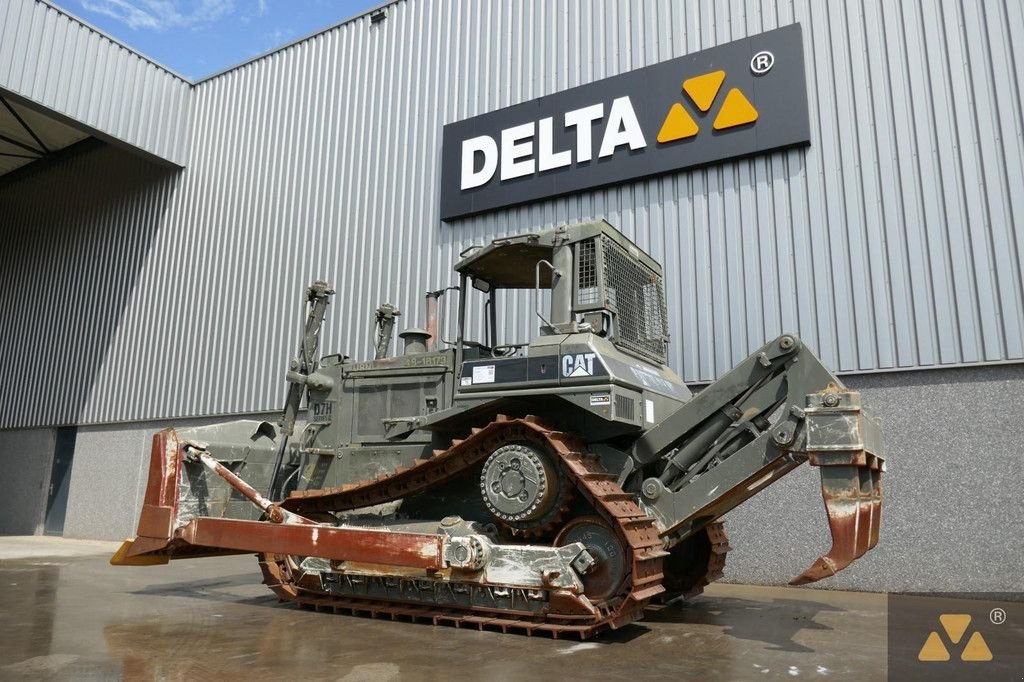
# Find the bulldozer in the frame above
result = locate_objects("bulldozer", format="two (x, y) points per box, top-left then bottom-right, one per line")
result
(112, 220), (884, 638)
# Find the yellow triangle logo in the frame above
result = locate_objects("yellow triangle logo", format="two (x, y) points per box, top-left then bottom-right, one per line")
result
(918, 614), (994, 663)
(713, 88), (759, 130)
(682, 70), (725, 112)
(657, 103), (699, 143)
(918, 631), (951, 661)
(658, 70), (759, 140)
(961, 632), (993, 662)
(939, 614), (971, 644)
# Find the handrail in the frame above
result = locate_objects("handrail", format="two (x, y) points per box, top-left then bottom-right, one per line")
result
(535, 259), (555, 329)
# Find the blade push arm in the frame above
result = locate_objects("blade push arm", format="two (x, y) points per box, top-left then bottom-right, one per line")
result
(633, 335), (885, 585)
(280, 280), (335, 438)
(267, 281), (335, 500)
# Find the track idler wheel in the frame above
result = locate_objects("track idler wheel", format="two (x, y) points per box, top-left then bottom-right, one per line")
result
(555, 517), (627, 601)
(480, 442), (570, 535)
(659, 522), (730, 601)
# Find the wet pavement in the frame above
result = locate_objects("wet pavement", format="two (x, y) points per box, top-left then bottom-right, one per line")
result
(0, 538), (892, 681)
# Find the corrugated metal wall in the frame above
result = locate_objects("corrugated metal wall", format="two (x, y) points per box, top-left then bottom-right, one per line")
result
(0, 0), (190, 165)
(1, 0), (1022, 428)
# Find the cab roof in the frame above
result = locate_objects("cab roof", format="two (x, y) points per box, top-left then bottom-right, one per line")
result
(453, 220), (662, 289)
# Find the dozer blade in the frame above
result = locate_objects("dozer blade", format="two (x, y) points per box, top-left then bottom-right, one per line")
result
(113, 427), (451, 568)
(111, 427), (268, 564)
(110, 539), (169, 566)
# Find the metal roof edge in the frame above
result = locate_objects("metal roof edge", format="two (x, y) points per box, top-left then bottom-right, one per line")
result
(35, 0), (193, 83)
(36, 0), (404, 88)
(192, 0), (402, 84)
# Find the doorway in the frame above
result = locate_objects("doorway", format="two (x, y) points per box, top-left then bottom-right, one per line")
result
(44, 426), (76, 536)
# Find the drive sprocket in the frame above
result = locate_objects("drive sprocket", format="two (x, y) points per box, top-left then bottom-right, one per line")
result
(480, 441), (571, 536)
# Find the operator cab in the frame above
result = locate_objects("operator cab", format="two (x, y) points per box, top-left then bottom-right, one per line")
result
(452, 220), (670, 367)
(447, 221), (691, 430)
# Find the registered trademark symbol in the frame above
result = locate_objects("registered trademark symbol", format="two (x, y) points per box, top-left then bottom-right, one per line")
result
(751, 50), (774, 74)
(990, 607), (1006, 625)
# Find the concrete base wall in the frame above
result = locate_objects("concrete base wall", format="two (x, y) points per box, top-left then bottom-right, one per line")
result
(60, 414), (278, 542)
(0, 429), (54, 535)
(2, 365), (1022, 593)
(723, 363), (1024, 593)
(61, 422), (160, 541)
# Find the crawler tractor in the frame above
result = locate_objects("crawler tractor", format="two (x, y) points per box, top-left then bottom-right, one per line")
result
(113, 220), (884, 638)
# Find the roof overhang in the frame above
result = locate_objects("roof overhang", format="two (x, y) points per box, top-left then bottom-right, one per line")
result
(0, 92), (90, 176)
(0, 0), (191, 178)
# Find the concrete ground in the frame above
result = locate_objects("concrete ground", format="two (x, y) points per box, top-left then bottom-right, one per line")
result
(8, 537), (1019, 682)
(7, 538), (1019, 682)
(0, 537), (892, 681)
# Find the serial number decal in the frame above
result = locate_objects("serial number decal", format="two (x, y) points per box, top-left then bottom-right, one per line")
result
(402, 355), (448, 368)
(348, 354), (448, 371)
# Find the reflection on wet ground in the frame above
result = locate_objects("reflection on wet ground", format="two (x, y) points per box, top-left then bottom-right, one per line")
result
(0, 551), (887, 681)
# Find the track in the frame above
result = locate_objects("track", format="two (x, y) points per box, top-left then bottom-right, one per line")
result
(260, 416), (721, 638)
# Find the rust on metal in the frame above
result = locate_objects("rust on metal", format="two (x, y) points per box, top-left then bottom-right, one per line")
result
(110, 232), (889, 638)
(190, 449), (292, 524)
(177, 518), (445, 570)
(270, 417), (668, 638)
(125, 429), (184, 556)
(659, 521), (730, 600)
(790, 453), (884, 586)
(424, 290), (440, 352)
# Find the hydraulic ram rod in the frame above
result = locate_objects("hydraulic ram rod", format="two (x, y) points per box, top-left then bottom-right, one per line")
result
(187, 447), (296, 524)
(635, 335), (885, 585)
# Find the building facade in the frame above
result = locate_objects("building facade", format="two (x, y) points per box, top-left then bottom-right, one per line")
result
(1, 0), (1022, 592)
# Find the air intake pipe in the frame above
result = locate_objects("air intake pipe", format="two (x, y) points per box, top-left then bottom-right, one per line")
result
(374, 303), (400, 359)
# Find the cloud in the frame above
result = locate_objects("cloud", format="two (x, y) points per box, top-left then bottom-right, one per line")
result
(79, 0), (235, 30)
(263, 26), (292, 49)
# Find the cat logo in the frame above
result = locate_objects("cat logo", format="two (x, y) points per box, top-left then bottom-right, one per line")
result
(562, 353), (597, 378)
(657, 70), (759, 143)
(917, 614), (993, 662)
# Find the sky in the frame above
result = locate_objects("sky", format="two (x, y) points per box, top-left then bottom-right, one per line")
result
(53, 0), (382, 80)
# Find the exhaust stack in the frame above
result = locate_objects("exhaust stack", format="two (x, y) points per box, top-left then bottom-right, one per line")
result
(424, 290), (441, 351)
